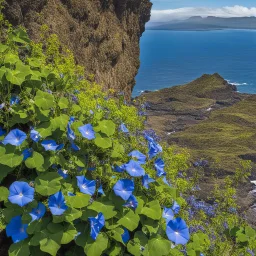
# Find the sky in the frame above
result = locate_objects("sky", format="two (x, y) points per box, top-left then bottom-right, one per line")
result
(150, 0), (256, 22)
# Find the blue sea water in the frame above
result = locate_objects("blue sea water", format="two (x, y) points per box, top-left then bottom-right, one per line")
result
(133, 29), (256, 97)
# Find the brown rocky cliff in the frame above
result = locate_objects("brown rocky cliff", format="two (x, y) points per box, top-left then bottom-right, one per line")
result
(3, 0), (152, 99)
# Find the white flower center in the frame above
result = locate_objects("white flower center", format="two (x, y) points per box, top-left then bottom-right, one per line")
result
(19, 193), (23, 197)
(175, 231), (179, 235)
(82, 184), (87, 189)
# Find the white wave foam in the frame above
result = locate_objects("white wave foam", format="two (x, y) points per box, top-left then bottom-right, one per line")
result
(226, 79), (248, 86)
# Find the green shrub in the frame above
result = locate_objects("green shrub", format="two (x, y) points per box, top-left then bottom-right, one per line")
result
(0, 24), (194, 256)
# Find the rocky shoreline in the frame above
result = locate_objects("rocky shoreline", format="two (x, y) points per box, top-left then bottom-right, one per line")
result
(137, 73), (256, 225)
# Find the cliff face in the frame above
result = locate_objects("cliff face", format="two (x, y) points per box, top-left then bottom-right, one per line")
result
(3, 0), (152, 99)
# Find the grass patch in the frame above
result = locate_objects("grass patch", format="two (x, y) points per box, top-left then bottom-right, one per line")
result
(170, 95), (256, 171)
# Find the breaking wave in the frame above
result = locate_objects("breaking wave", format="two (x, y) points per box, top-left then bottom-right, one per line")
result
(226, 79), (248, 86)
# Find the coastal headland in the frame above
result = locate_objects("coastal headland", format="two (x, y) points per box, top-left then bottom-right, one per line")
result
(137, 73), (256, 224)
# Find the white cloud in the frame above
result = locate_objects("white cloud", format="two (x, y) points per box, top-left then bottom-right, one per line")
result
(151, 5), (256, 22)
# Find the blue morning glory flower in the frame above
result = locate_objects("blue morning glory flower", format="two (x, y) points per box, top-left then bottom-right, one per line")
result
(48, 191), (68, 216)
(67, 122), (75, 141)
(76, 176), (96, 195)
(10, 95), (20, 106)
(67, 192), (75, 197)
(148, 140), (162, 159)
(30, 129), (41, 142)
(41, 140), (60, 151)
(154, 158), (166, 177)
(112, 164), (125, 173)
(166, 217), (190, 245)
(72, 95), (78, 104)
(162, 207), (174, 222)
(125, 160), (145, 177)
(69, 116), (75, 124)
(128, 150), (147, 164)
(3, 129), (27, 146)
(77, 167), (84, 172)
(123, 195), (138, 210)
(6, 216), (28, 243)
(142, 174), (155, 189)
(88, 212), (105, 240)
(88, 166), (96, 171)
(8, 181), (34, 207)
(0, 103), (5, 109)
(98, 185), (105, 196)
(113, 179), (134, 201)
(56, 143), (64, 150)
(122, 228), (130, 243)
(162, 176), (171, 186)
(0, 126), (6, 136)
(22, 148), (33, 161)
(71, 143), (80, 151)
(172, 201), (180, 214)
(120, 123), (129, 133)
(145, 134), (154, 143)
(58, 169), (68, 179)
(29, 202), (46, 222)
(78, 124), (95, 140)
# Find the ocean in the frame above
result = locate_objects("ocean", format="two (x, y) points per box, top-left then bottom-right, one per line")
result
(133, 29), (256, 97)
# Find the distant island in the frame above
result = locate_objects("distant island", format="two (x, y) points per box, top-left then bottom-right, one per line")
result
(147, 16), (256, 31)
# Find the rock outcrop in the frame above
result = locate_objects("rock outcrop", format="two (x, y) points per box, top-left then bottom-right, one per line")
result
(3, 0), (152, 99)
